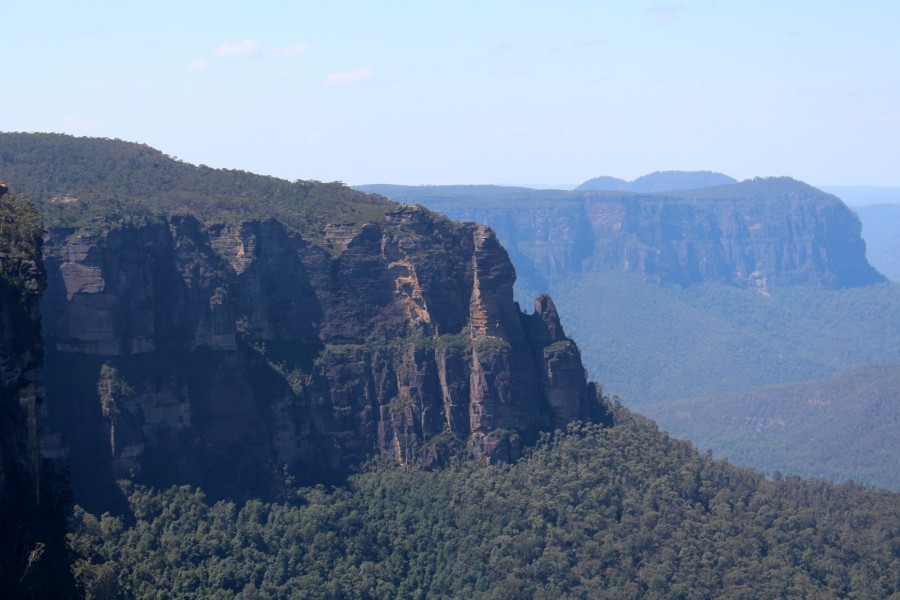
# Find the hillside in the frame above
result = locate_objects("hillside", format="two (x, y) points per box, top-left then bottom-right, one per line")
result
(550, 272), (900, 405)
(657, 363), (900, 491)
(69, 409), (900, 599)
(0, 133), (394, 246)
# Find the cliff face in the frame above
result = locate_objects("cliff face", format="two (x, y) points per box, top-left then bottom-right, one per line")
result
(364, 179), (884, 291)
(582, 185), (881, 289)
(0, 187), (44, 502)
(0, 188), (76, 596)
(40, 206), (606, 502)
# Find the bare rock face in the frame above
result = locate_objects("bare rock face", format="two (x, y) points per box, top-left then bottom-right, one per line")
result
(581, 185), (883, 289)
(0, 192), (77, 598)
(0, 194), (45, 502)
(0, 250), (43, 506)
(402, 178), (884, 291)
(40, 206), (607, 503)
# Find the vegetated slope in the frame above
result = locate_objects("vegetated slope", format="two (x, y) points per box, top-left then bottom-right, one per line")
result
(576, 170), (737, 192)
(854, 204), (900, 281)
(549, 271), (900, 406)
(657, 363), (900, 491)
(69, 408), (900, 599)
(0, 132), (394, 244)
(543, 272), (900, 492)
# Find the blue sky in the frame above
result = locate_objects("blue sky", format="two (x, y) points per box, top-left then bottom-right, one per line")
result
(4, 1), (899, 187)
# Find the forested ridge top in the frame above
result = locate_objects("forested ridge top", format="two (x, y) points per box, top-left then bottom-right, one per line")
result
(0, 132), (396, 240)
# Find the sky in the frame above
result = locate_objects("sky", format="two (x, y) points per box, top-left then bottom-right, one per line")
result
(3, 1), (899, 187)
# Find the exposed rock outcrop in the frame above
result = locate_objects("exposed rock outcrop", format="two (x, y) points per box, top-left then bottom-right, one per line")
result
(0, 192), (45, 502)
(0, 190), (76, 596)
(39, 206), (607, 503)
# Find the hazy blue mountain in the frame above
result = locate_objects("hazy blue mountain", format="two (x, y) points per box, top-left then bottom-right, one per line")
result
(577, 170), (737, 192)
(574, 175), (629, 191)
(657, 363), (900, 491)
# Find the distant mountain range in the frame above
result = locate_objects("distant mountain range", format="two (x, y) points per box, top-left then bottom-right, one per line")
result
(576, 170), (737, 192)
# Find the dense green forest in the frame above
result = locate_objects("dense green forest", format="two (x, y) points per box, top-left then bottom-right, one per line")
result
(70, 406), (900, 599)
(0, 190), (43, 292)
(0, 133), (395, 244)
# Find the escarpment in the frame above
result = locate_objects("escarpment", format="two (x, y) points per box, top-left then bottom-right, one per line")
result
(362, 178), (884, 291)
(38, 205), (608, 503)
(0, 188), (76, 596)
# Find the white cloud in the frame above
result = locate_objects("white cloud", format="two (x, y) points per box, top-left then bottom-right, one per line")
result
(308, 131), (327, 141)
(215, 38), (260, 58)
(881, 113), (899, 125)
(187, 59), (210, 73)
(266, 43), (310, 58)
(647, 4), (685, 24)
(325, 68), (373, 85)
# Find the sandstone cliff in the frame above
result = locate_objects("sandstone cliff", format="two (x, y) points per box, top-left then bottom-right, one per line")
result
(360, 178), (884, 292)
(0, 188), (76, 596)
(39, 205), (607, 503)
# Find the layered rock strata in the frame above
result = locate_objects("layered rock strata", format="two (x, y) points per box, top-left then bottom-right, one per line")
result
(363, 179), (884, 291)
(39, 206), (607, 501)
(0, 186), (45, 504)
